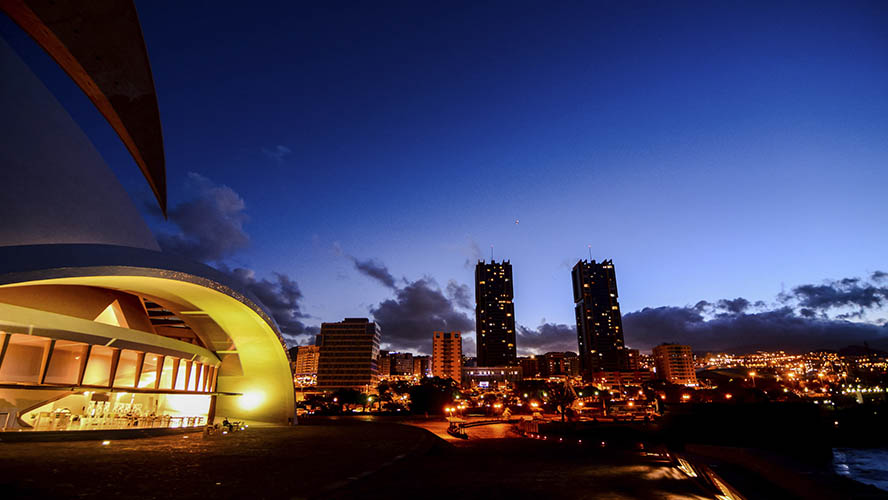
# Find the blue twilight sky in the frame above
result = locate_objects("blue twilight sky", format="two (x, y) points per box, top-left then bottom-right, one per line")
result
(3, 1), (887, 354)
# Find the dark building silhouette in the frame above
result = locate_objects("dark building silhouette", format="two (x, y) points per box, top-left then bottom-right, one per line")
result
(572, 259), (628, 372)
(518, 356), (540, 378)
(475, 260), (517, 366)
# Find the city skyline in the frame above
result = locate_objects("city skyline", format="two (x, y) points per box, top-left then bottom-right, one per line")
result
(2, 2), (886, 356)
(3, 2), (888, 497)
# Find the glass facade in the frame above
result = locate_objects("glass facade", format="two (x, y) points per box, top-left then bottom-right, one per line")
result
(0, 332), (217, 393)
(0, 334), (50, 383)
(0, 331), (220, 431)
(44, 340), (88, 385)
(82, 345), (115, 386)
(20, 391), (212, 431)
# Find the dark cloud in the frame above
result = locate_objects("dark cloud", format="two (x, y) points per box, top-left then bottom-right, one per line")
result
(351, 257), (397, 289)
(717, 297), (750, 314)
(154, 173), (318, 345)
(516, 323), (577, 356)
(624, 305), (887, 353)
(370, 277), (474, 354)
(872, 271), (888, 282)
(446, 280), (473, 310)
(224, 266), (319, 345)
(155, 173), (249, 263)
(622, 273), (888, 352)
(792, 281), (886, 311)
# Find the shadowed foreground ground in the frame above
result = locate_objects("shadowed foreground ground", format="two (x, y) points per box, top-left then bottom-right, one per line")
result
(0, 421), (433, 499)
(0, 419), (712, 499)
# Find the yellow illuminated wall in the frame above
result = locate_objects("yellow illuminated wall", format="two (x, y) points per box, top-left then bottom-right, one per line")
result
(0, 274), (294, 426)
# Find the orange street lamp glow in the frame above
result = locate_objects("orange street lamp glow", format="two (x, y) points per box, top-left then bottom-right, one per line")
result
(725, 393), (733, 399)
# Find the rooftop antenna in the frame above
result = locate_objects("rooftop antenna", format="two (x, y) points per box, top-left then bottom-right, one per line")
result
(490, 245), (494, 262)
(587, 244), (593, 261)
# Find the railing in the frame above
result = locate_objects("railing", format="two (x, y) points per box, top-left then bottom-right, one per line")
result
(28, 412), (205, 432)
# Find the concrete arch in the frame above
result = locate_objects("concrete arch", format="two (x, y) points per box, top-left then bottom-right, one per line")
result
(0, 244), (294, 427)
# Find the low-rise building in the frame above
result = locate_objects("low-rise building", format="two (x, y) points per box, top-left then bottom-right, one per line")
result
(589, 370), (653, 393)
(413, 355), (431, 378)
(653, 343), (697, 386)
(461, 366), (521, 389)
(391, 352), (414, 376)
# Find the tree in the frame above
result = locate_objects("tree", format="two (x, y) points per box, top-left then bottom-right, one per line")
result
(547, 382), (576, 423)
(331, 388), (363, 412)
(408, 377), (457, 415)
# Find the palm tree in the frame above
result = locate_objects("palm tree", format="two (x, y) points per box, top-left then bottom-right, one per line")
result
(548, 381), (577, 423)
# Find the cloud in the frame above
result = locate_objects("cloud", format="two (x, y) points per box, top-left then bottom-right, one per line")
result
(622, 272), (888, 353)
(516, 322), (577, 356)
(446, 280), (473, 310)
(461, 335), (477, 358)
(223, 265), (319, 345)
(370, 277), (474, 354)
(261, 145), (292, 162)
(791, 281), (886, 311)
(716, 297), (750, 314)
(872, 271), (888, 282)
(155, 173), (249, 263)
(624, 306), (887, 353)
(351, 257), (397, 289)
(464, 237), (483, 269)
(153, 172), (318, 345)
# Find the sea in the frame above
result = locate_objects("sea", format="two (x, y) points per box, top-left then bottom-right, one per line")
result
(833, 448), (888, 491)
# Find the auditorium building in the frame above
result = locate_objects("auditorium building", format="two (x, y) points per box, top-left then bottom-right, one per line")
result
(0, 2), (294, 431)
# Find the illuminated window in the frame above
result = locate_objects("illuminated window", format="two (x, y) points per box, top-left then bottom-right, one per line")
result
(44, 340), (88, 385)
(0, 334), (49, 383)
(138, 353), (161, 388)
(174, 359), (189, 390)
(159, 356), (177, 389)
(114, 350), (141, 388)
(82, 345), (115, 386)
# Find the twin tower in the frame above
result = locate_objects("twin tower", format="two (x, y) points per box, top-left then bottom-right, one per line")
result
(475, 259), (628, 372)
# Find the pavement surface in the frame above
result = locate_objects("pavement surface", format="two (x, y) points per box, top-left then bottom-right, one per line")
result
(0, 420), (434, 500)
(0, 417), (716, 500)
(335, 418), (713, 500)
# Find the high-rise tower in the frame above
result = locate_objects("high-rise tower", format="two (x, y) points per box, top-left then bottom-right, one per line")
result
(475, 260), (517, 366)
(572, 259), (627, 371)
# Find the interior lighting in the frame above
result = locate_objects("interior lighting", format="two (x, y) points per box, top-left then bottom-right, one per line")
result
(101, 440), (110, 446)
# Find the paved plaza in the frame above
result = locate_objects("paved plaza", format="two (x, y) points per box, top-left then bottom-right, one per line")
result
(0, 421), (433, 499)
(0, 418), (715, 499)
